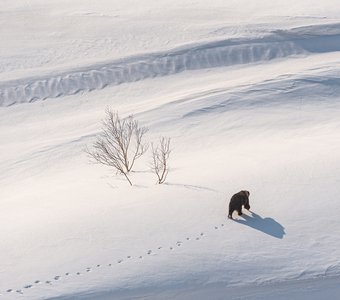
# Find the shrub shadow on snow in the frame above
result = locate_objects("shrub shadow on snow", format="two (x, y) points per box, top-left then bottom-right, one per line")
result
(164, 182), (218, 192)
(235, 211), (285, 239)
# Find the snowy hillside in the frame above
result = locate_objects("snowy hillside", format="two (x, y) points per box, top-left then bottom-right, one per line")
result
(1, 1), (340, 299)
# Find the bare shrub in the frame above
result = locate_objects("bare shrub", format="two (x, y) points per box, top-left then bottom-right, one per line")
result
(151, 137), (171, 184)
(86, 108), (148, 186)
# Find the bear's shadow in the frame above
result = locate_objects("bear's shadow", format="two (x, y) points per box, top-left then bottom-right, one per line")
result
(235, 211), (285, 239)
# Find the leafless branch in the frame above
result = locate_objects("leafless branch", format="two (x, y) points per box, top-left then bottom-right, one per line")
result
(151, 137), (171, 184)
(85, 108), (148, 186)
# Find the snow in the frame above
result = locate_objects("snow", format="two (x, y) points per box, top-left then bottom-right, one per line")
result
(50, 276), (340, 300)
(1, 1), (340, 299)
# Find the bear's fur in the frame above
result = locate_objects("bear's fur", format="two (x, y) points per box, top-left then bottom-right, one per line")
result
(228, 190), (250, 219)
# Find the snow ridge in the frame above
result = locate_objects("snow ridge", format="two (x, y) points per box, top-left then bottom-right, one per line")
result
(1, 24), (340, 106)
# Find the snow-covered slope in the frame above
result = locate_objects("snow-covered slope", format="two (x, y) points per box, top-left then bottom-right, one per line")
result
(2, 23), (340, 106)
(1, 1), (340, 299)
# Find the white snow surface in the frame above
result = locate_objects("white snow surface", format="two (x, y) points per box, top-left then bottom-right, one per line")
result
(1, 1), (340, 299)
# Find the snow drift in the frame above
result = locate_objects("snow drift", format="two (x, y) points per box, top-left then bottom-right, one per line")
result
(2, 1), (340, 300)
(2, 23), (340, 106)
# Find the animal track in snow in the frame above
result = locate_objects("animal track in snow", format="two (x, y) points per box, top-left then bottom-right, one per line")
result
(6, 220), (232, 296)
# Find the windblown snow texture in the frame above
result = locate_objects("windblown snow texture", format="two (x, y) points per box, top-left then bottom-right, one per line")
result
(2, 24), (340, 106)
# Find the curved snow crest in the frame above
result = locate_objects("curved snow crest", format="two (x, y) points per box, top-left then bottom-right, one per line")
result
(1, 24), (340, 106)
(144, 71), (340, 124)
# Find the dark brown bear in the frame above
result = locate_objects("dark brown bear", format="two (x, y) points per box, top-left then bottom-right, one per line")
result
(228, 190), (250, 219)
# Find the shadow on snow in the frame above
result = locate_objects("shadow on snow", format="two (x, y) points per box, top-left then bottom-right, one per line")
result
(235, 211), (285, 239)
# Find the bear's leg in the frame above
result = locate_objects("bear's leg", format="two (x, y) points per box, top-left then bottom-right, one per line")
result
(237, 209), (242, 216)
(245, 202), (250, 210)
(228, 209), (234, 219)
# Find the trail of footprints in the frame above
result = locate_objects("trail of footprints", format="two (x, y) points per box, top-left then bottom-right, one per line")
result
(3, 222), (227, 296)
